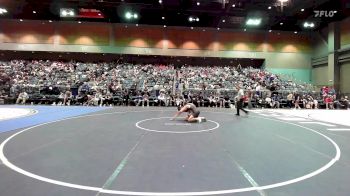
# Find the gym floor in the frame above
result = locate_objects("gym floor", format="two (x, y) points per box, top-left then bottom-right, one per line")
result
(0, 106), (350, 196)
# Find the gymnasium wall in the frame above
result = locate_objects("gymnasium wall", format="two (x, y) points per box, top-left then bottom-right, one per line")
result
(340, 17), (350, 48)
(312, 28), (329, 59)
(340, 62), (350, 93)
(310, 16), (350, 92)
(0, 19), (312, 81)
(312, 66), (329, 87)
(311, 27), (329, 86)
(339, 17), (350, 93)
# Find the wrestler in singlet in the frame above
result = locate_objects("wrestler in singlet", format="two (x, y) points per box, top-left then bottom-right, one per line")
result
(171, 103), (205, 122)
(185, 103), (200, 118)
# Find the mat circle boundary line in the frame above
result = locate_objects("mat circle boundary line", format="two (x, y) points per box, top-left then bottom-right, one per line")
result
(135, 117), (220, 133)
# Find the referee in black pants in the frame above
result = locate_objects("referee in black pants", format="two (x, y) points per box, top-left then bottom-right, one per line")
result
(235, 85), (249, 116)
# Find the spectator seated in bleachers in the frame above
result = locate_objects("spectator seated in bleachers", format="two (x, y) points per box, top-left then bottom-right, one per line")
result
(334, 96), (349, 109)
(2, 59), (347, 109)
(16, 91), (29, 105)
(157, 90), (167, 106)
(0, 90), (8, 105)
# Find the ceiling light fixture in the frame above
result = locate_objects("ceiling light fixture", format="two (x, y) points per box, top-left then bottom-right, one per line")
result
(60, 8), (75, 17)
(246, 18), (262, 26)
(197, 2), (200, 6)
(188, 16), (199, 22)
(125, 11), (138, 20)
(62, 10), (67, 16)
(125, 12), (132, 19)
(268, 6), (272, 9)
(301, 8), (305, 12)
(0, 8), (8, 14)
(303, 21), (315, 28)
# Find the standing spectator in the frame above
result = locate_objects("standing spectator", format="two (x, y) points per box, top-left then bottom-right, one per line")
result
(122, 89), (130, 106)
(64, 89), (72, 106)
(294, 92), (301, 109)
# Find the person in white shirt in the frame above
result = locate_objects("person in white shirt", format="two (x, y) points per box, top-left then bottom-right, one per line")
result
(157, 91), (166, 106)
(64, 90), (72, 106)
(16, 91), (29, 105)
(235, 85), (248, 116)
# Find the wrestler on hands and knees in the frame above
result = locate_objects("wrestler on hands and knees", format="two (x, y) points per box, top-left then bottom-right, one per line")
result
(170, 103), (206, 123)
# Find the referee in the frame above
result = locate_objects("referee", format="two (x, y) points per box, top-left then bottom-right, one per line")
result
(235, 85), (249, 116)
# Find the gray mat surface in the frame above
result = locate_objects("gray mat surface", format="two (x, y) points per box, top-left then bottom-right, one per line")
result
(1, 107), (350, 196)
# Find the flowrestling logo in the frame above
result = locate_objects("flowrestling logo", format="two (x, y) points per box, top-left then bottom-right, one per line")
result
(314, 10), (338, 18)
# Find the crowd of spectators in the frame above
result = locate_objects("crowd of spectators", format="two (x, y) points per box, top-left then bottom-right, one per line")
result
(0, 59), (348, 109)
